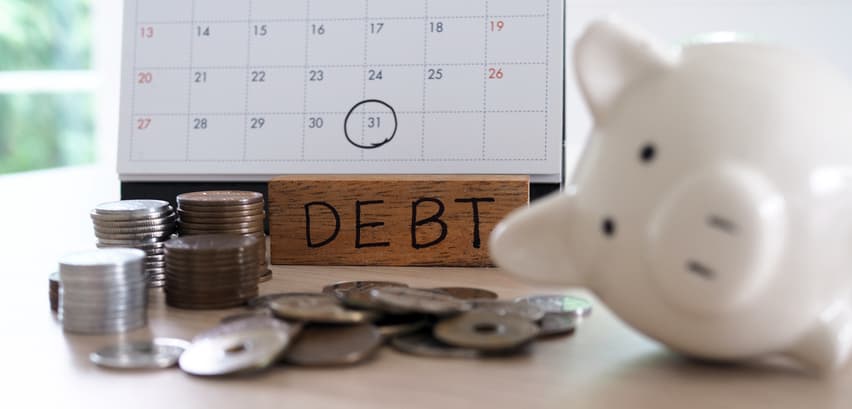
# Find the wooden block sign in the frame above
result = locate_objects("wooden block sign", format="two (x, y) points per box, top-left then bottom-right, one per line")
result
(269, 175), (529, 267)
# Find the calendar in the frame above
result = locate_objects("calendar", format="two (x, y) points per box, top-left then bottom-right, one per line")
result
(117, 0), (565, 184)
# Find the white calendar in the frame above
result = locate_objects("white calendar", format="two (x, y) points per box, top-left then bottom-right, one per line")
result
(117, 0), (564, 183)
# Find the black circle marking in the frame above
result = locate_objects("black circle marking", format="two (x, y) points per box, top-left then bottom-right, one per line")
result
(343, 99), (398, 150)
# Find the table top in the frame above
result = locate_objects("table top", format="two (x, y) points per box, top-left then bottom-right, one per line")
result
(2, 166), (851, 409)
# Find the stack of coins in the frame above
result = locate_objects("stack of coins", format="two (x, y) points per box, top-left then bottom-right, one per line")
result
(164, 234), (261, 310)
(49, 272), (60, 312)
(91, 200), (177, 287)
(58, 248), (148, 334)
(176, 191), (270, 283)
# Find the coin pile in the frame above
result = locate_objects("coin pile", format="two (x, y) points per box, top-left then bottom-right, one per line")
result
(176, 191), (270, 283)
(155, 281), (592, 376)
(49, 272), (60, 312)
(58, 248), (148, 334)
(91, 200), (177, 287)
(164, 234), (261, 310)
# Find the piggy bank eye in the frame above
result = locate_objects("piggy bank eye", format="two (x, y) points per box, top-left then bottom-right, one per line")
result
(639, 143), (656, 164)
(601, 217), (616, 238)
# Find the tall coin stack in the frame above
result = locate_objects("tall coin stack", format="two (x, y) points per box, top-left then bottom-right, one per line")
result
(91, 200), (177, 287)
(58, 248), (148, 334)
(176, 191), (270, 283)
(164, 235), (261, 309)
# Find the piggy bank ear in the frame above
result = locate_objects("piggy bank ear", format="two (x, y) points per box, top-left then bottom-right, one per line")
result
(575, 18), (680, 121)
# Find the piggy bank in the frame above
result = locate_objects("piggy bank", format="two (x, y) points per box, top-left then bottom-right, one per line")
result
(490, 19), (852, 373)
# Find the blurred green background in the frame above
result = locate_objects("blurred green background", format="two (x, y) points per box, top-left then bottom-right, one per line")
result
(0, 0), (95, 174)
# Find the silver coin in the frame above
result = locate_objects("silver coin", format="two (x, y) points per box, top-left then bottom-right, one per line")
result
(63, 319), (146, 335)
(94, 224), (176, 235)
(472, 300), (545, 321)
(97, 237), (172, 246)
(92, 214), (177, 228)
(538, 314), (578, 337)
(266, 293), (380, 324)
(93, 199), (171, 214)
(59, 248), (146, 273)
(179, 317), (296, 376)
(323, 280), (409, 301)
(514, 295), (593, 318)
(434, 310), (540, 351)
(97, 242), (167, 252)
(90, 338), (190, 369)
(390, 331), (481, 359)
(369, 287), (471, 316)
(283, 324), (382, 367)
(95, 231), (174, 241)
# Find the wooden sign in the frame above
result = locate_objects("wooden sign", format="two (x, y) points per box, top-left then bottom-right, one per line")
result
(268, 175), (529, 267)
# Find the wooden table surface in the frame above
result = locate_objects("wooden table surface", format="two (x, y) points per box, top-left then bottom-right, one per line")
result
(2, 167), (851, 409)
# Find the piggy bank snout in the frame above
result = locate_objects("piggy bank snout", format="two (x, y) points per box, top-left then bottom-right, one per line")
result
(490, 192), (592, 286)
(646, 166), (787, 316)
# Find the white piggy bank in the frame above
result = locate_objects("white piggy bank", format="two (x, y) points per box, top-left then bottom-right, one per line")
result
(490, 19), (852, 373)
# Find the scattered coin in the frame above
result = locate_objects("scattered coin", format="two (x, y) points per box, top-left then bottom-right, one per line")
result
(472, 300), (546, 321)
(434, 310), (540, 351)
(538, 314), (578, 337)
(374, 314), (432, 338)
(246, 293), (290, 309)
(91, 200), (177, 288)
(429, 287), (499, 300)
(323, 280), (408, 309)
(390, 330), (481, 359)
(179, 317), (297, 376)
(283, 324), (382, 366)
(369, 287), (471, 316)
(266, 293), (380, 324)
(514, 295), (593, 318)
(90, 338), (190, 369)
(220, 309), (274, 324)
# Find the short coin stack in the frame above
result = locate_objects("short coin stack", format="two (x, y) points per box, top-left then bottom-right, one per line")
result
(91, 200), (177, 287)
(58, 248), (148, 334)
(176, 191), (270, 283)
(164, 234), (261, 310)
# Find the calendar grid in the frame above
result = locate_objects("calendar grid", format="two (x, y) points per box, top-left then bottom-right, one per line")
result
(241, 0), (254, 161)
(125, 0), (562, 172)
(136, 62), (547, 70)
(360, 0), (370, 159)
(299, 0), (312, 160)
(183, 0), (196, 161)
(128, 0), (139, 161)
(419, 0), (429, 160)
(544, 0), (551, 161)
(133, 109), (547, 116)
(481, 0), (489, 160)
(135, 14), (548, 25)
